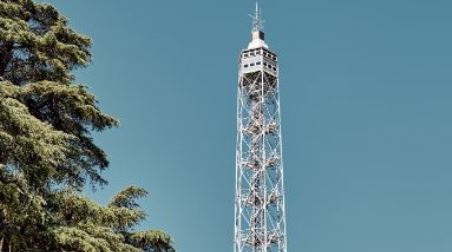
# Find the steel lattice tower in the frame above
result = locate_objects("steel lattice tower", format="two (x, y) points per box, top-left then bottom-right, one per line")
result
(234, 3), (287, 252)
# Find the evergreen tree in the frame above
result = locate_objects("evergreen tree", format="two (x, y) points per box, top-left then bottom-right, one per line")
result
(0, 0), (174, 251)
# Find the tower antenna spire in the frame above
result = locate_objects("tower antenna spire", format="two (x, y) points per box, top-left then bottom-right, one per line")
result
(251, 1), (264, 32)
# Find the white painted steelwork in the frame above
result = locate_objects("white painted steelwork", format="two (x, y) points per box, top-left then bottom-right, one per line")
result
(234, 4), (287, 252)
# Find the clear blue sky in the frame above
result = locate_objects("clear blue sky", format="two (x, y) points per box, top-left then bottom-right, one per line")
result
(42, 0), (452, 251)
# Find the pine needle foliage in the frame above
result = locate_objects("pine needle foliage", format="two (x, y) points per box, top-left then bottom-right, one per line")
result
(0, 1), (174, 251)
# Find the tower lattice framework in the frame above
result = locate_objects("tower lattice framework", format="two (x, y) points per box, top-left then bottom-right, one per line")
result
(234, 4), (287, 252)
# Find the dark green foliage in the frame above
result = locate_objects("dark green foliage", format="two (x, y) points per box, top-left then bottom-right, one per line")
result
(0, 0), (174, 251)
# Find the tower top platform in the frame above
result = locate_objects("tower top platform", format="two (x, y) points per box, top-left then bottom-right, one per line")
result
(248, 31), (268, 49)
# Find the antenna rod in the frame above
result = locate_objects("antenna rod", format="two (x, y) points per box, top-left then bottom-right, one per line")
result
(252, 1), (264, 32)
(256, 2), (259, 21)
